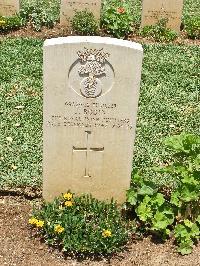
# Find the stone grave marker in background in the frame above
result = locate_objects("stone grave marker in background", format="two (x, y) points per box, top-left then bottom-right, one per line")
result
(60, 0), (101, 26)
(0, 0), (19, 16)
(43, 36), (143, 204)
(141, 0), (183, 32)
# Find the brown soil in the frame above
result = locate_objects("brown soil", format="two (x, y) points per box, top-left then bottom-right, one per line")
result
(1, 193), (200, 266)
(0, 24), (199, 46)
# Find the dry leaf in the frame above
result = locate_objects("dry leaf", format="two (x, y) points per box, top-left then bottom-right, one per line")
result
(11, 164), (17, 170)
(15, 105), (24, 109)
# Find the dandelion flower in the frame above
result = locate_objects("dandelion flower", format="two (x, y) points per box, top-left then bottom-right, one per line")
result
(63, 192), (73, 200)
(64, 201), (73, 207)
(36, 220), (44, 228)
(102, 229), (112, 238)
(28, 217), (38, 225)
(54, 224), (64, 234)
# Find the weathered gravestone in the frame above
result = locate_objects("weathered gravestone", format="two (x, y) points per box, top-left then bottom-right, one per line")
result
(141, 0), (183, 32)
(0, 0), (19, 16)
(60, 0), (101, 26)
(43, 36), (143, 203)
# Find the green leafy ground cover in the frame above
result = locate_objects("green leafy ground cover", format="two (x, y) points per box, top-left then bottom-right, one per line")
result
(127, 133), (200, 255)
(20, 0), (60, 23)
(0, 38), (199, 188)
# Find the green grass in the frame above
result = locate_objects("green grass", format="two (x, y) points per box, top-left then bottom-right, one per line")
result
(134, 44), (200, 185)
(0, 38), (199, 188)
(0, 38), (43, 187)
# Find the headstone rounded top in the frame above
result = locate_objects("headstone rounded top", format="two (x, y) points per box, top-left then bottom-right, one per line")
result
(44, 36), (143, 52)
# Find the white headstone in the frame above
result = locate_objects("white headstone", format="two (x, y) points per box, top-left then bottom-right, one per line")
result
(0, 0), (19, 17)
(43, 36), (143, 204)
(141, 0), (183, 32)
(60, 0), (101, 26)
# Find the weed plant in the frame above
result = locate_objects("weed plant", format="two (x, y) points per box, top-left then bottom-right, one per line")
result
(140, 19), (178, 42)
(127, 133), (200, 255)
(0, 15), (22, 32)
(20, 0), (60, 31)
(184, 16), (200, 39)
(29, 193), (129, 254)
(101, 0), (133, 38)
(72, 10), (98, 36)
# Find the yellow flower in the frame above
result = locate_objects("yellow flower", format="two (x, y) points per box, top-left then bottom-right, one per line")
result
(0, 20), (6, 25)
(102, 229), (112, 238)
(28, 218), (44, 228)
(36, 220), (44, 228)
(64, 200), (73, 207)
(28, 217), (38, 225)
(54, 224), (64, 234)
(63, 192), (73, 200)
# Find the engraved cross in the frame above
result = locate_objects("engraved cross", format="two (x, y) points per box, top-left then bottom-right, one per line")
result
(72, 131), (104, 178)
